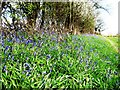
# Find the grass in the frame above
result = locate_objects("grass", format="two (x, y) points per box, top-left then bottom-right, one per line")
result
(105, 36), (118, 51)
(102, 36), (119, 55)
(106, 37), (118, 45)
(1, 32), (120, 89)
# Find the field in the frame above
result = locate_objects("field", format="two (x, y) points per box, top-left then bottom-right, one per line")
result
(1, 33), (119, 89)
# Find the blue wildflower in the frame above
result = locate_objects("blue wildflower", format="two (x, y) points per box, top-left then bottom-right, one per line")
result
(42, 71), (46, 75)
(89, 60), (92, 65)
(10, 33), (13, 38)
(25, 40), (29, 45)
(4, 46), (10, 53)
(22, 71), (25, 74)
(92, 65), (95, 70)
(74, 46), (78, 50)
(16, 37), (20, 43)
(2, 31), (4, 36)
(51, 31), (55, 35)
(80, 59), (83, 64)
(26, 57), (29, 60)
(42, 32), (44, 35)
(23, 69), (31, 76)
(24, 63), (30, 67)
(86, 65), (90, 69)
(7, 38), (12, 42)
(94, 61), (97, 65)
(29, 39), (33, 43)
(21, 36), (25, 42)
(26, 73), (30, 76)
(51, 37), (56, 41)
(2, 40), (4, 47)
(25, 39), (32, 45)
(33, 42), (36, 47)
(80, 46), (83, 51)
(12, 55), (14, 61)
(61, 52), (64, 56)
(25, 69), (31, 73)
(8, 53), (11, 60)
(106, 73), (110, 78)
(90, 48), (93, 52)
(24, 63), (30, 70)
(2, 65), (7, 73)
(46, 54), (51, 59)
(34, 52), (36, 57)
(50, 68), (52, 73)
(38, 40), (41, 47)
(85, 59), (89, 65)
(21, 78), (24, 81)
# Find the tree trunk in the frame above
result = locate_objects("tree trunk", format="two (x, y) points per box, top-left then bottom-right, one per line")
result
(26, 2), (40, 29)
(65, 2), (70, 30)
(40, 2), (45, 29)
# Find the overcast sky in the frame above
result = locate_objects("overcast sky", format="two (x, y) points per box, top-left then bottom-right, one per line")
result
(100, 0), (119, 35)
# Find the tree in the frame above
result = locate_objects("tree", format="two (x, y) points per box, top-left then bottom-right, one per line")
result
(95, 19), (105, 33)
(1, 0), (108, 36)
(19, 2), (40, 28)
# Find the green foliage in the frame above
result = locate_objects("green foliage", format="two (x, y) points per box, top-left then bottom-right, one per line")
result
(1, 34), (119, 89)
(1, 1), (97, 34)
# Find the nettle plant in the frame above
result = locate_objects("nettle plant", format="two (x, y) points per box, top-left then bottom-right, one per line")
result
(1, 31), (119, 89)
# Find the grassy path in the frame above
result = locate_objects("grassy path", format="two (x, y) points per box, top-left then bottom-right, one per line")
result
(82, 34), (118, 52)
(102, 36), (118, 53)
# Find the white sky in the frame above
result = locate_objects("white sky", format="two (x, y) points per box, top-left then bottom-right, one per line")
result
(100, 0), (119, 35)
